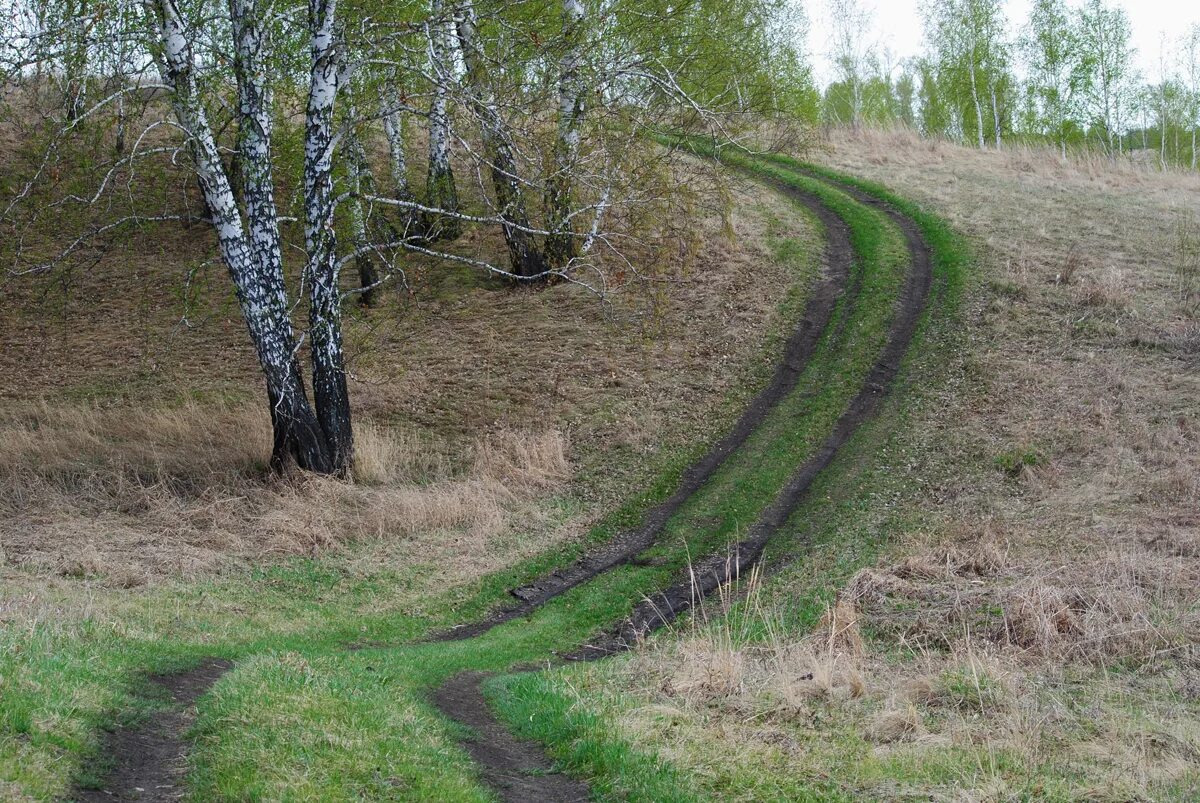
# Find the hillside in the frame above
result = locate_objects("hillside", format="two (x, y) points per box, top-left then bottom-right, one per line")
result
(1, 129), (1198, 802)
(505, 131), (1200, 801)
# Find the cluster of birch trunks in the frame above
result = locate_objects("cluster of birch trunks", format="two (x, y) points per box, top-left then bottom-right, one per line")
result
(2, 0), (807, 474)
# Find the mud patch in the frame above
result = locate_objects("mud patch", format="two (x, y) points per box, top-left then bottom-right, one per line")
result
(432, 672), (590, 803)
(75, 658), (232, 802)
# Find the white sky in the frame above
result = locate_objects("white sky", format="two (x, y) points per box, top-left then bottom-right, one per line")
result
(805, 0), (1200, 87)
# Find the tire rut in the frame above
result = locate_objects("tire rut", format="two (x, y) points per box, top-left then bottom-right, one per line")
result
(433, 168), (936, 802)
(435, 176), (856, 643)
(568, 173), (933, 658)
(432, 672), (590, 803)
(73, 658), (232, 803)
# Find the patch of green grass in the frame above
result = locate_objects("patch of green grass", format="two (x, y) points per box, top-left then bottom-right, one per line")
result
(993, 445), (1048, 476)
(937, 667), (1006, 713)
(486, 673), (696, 803)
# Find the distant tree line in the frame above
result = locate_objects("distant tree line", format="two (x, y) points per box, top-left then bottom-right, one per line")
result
(823, 0), (1200, 170)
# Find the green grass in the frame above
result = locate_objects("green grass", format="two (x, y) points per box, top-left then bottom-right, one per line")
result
(1, 152), (936, 801)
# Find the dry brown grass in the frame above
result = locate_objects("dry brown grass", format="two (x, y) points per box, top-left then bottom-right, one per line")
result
(566, 129), (1200, 800)
(816, 128), (1200, 666)
(0, 401), (571, 584)
(0, 145), (805, 587)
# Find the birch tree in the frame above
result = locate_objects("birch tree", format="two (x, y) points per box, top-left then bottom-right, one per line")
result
(423, 0), (459, 240)
(1078, 0), (1134, 154)
(923, 0), (1010, 149)
(544, 0), (586, 269)
(1022, 0), (1086, 156)
(1182, 24), (1200, 170)
(454, 0), (546, 278)
(825, 0), (875, 131)
(157, 0), (343, 473)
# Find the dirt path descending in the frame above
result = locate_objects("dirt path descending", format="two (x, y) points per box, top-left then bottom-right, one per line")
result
(74, 658), (232, 803)
(434, 167), (937, 801)
(570, 174), (933, 658)
(431, 672), (590, 803)
(435, 179), (856, 643)
(72, 166), (935, 803)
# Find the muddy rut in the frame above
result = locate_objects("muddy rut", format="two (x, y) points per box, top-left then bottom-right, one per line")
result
(74, 658), (232, 802)
(432, 168), (935, 801)
(435, 179), (856, 643)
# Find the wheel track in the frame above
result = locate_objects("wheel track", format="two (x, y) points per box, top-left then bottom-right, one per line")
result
(433, 178), (856, 643)
(74, 167), (851, 803)
(432, 165), (936, 802)
(568, 171), (933, 659)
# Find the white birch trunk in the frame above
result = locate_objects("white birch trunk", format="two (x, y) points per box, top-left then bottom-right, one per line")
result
(381, 94), (413, 202)
(990, 82), (1001, 149)
(545, 0), (585, 268)
(304, 0), (352, 473)
(424, 0), (459, 238)
(152, 0), (333, 472)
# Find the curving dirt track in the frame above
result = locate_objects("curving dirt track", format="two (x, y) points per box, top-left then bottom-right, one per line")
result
(75, 164), (936, 803)
(569, 172), (932, 659)
(435, 178), (856, 643)
(432, 672), (591, 802)
(433, 166), (936, 801)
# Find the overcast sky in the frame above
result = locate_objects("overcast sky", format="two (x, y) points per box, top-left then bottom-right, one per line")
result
(805, 0), (1200, 87)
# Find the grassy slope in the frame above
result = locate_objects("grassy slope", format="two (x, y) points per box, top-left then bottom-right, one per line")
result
(0, 168), (823, 799)
(490, 143), (1200, 802)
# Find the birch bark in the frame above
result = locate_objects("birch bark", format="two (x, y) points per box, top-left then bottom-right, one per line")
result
(544, 0), (586, 268)
(304, 0), (353, 474)
(424, 0), (459, 239)
(153, 0), (333, 472)
(455, 1), (546, 279)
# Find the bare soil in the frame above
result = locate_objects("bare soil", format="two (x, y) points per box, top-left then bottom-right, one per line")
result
(431, 672), (590, 803)
(74, 658), (232, 803)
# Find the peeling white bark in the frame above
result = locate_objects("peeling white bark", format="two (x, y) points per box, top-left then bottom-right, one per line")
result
(545, 0), (586, 267)
(151, 0), (333, 472)
(304, 0), (352, 472)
